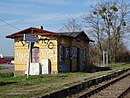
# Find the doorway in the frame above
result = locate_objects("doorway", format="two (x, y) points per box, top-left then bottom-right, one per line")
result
(77, 48), (80, 71)
(32, 47), (39, 63)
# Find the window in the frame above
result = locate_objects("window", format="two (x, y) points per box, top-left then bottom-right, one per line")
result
(59, 45), (70, 62)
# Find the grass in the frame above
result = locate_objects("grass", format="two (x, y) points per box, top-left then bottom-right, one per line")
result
(0, 63), (130, 98)
(0, 72), (14, 78)
(0, 64), (10, 71)
(109, 63), (130, 70)
(0, 66), (6, 70)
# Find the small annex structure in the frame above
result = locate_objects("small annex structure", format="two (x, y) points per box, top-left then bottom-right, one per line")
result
(6, 26), (94, 76)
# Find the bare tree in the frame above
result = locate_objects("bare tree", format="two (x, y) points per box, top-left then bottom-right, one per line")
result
(82, 0), (130, 63)
(82, 12), (104, 64)
(60, 16), (83, 32)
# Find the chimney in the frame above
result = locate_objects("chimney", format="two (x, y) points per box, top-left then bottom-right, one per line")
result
(37, 26), (43, 30)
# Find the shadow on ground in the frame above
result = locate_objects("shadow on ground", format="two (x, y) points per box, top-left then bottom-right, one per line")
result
(0, 82), (16, 86)
(85, 65), (111, 73)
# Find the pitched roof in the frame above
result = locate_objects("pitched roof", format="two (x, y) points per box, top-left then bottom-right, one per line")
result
(6, 27), (94, 42)
(58, 32), (81, 37)
(58, 31), (94, 42)
(6, 27), (59, 39)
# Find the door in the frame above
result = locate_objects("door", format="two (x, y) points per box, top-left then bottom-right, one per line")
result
(77, 48), (80, 71)
(32, 47), (39, 63)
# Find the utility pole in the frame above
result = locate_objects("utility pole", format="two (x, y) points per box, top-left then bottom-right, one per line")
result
(103, 51), (108, 67)
(23, 34), (38, 78)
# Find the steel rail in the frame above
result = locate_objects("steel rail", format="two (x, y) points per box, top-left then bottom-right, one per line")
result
(78, 73), (130, 98)
(117, 86), (130, 98)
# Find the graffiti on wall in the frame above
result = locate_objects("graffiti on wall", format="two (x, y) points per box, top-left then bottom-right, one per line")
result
(58, 64), (70, 72)
(58, 45), (70, 71)
(42, 49), (57, 62)
(15, 52), (28, 63)
(39, 37), (54, 49)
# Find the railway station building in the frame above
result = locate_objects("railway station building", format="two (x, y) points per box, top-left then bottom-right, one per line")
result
(6, 26), (94, 76)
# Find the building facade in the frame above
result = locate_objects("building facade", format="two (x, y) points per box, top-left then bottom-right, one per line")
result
(6, 27), (93, 76)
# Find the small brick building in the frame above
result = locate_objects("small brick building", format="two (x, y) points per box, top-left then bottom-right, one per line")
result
(6, 26), (93, 76)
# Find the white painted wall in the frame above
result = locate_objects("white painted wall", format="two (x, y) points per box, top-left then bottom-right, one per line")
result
(41, 59), (50, 74)
(29, 63), (40, 75)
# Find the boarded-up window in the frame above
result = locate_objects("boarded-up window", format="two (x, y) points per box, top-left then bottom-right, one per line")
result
(59, 45), (63, 63)
(72, 47), (77, 58)
(32, 47), (39, 63)
(65, 47), (70, 59)
(63, 46), (66, 61)
(81, 49), (85, 61)
(59, 45), (70, 62)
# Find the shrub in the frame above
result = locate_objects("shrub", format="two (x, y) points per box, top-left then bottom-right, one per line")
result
(0, 72), (14, 78)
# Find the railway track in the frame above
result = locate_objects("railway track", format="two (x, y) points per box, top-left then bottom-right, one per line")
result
(118, 86), (130, 98)
(77, 72), (130, 98)
(123, 88), (130, 98)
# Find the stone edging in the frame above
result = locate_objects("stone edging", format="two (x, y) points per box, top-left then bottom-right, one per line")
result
(33, 68), (130, 98)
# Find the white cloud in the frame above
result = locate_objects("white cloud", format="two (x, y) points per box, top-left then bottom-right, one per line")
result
(0, 11), (88, 27)
(25, 13), (68, 23)
(0, 1), (33, 10)
(83, 0), (98, 6)
(0, 0), (72, 7)
(0, 1), (35, 16)
(17, 11), (88, 26)
(0, 0), (72, 16)
(36, 0), (72, 5)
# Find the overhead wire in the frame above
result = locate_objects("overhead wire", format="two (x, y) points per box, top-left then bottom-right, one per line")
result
(0, 18), (20, 30)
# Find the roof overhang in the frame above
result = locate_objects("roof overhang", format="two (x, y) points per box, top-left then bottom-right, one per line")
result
(6, 27), (94, 42)
(6, 27), (59, 39)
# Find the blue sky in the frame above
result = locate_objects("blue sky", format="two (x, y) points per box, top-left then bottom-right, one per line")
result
(0, 0), (129, 56)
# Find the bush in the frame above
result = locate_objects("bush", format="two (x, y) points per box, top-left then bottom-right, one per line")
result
(0, 72), (14, 78)
(85, 64), (111, 73)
